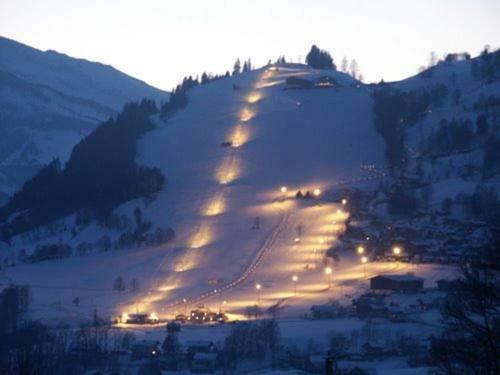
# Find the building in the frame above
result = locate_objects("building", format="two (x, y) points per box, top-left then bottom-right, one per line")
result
(352, 293), (388, 319)
(285, 76), (314, 89)
(370, 274), (423, 292)
(315, 76), (336, 88)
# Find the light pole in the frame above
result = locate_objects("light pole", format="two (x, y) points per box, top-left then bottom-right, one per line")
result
(341, 198), (347, 206)
(292, 275), (298, 295)
(280, 186), (287, 194)
(361, 256), (368, 278)
(357, 246), (365, 255)
(325, 267), (332, 289)
(183, 298), (187, 315)
(393, 246), (402, 269)
(255, 283), (261, 304)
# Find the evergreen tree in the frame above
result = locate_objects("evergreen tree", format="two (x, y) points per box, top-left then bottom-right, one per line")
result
(305, 45), (336, 70)
(233, 58), (241, 75)
(349, 59), (359, 79)
(341, 56), (348, 72)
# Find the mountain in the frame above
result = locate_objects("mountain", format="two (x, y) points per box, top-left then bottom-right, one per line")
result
(0, 36), (167, 202)
(2, 52), (499, 327)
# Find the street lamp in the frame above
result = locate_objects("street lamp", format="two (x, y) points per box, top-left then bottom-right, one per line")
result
(357, 246), (365, 255)
(393, 246), (402, 269)
(281, 186), (287, 193)
(341, 198), (347, 205)
(325, 267), (332, 289)
(255, 283), (262, 304)
(292, 275), (298, 295)
(313, 188), (321, 197)
(361, 256), (368, 278)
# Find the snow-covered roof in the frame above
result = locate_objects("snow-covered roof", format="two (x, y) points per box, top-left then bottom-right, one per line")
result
(372, 274), (423, 282)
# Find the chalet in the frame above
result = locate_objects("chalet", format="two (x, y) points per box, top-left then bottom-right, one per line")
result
(315, 76), (336, 88)
(352, 293), (388, 318)
(285, 76), (314, 89)
(370, 274), (423, 292)
(123, 313), (159, 325)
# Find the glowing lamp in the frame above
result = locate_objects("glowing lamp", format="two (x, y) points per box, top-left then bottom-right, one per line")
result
(149, 312), (158, 321)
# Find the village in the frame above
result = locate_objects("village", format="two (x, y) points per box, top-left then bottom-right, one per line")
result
(92, 264), (452, 374)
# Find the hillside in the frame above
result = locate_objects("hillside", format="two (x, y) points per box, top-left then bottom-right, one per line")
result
(2, 54), (498, 329)
(0, 36), (167, 201)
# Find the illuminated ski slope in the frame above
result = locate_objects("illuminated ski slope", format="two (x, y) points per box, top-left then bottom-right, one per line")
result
(124, 64), (388, 318)
(4, 63), (410, 323)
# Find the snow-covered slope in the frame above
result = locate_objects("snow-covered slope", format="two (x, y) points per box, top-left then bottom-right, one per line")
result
(390, 57), (500, 208)
(0, 36), (167, 200)
(3, 64), (395, 322)
(5, 56), (494, 325)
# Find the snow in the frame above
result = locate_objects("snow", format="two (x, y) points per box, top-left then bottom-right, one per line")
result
(3, 64), (458, 335)
(0, 59), (473, 375)
(0, 36), (168, 196)
(0, 36), (166, 110)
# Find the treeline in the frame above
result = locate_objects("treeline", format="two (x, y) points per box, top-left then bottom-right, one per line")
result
(0, 284), (138, 374)
(306, 45), (336, 70)
(373, 84), (448, 170)
(0, 99), (164, 243)
(423, 93), (500, 176)
(0, 207), (175, 266)
(159, 56), (255, 119)
(471, 47), (500, 82)
(429, 224), (500, 374)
